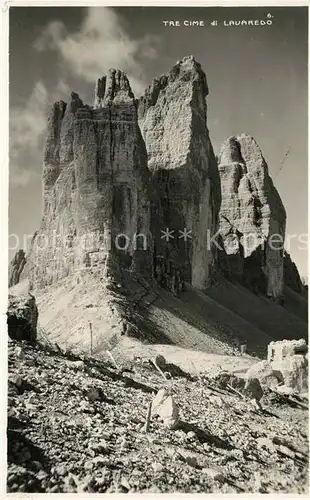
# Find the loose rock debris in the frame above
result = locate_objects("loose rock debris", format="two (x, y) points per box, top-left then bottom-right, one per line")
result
(7, 340), (309, 493)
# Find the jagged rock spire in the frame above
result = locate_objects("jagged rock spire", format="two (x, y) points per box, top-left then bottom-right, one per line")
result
(218, 134), (286, 300)
(59, 92), (84, 163)
(138, 56), (220, 291)
(94, 69), (134, 108)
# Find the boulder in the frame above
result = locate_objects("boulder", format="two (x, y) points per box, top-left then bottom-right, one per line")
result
(245, 360), (284, 388)
(7, 292), (38, 342)
(152, 388), (179, 429)
(243, 377), (263, 402)
(277, 355), (308, 393)
(154, 354), (166, 369)
(266, 339), (308, 393)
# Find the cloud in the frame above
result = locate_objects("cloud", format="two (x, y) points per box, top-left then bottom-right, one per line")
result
(34, 7), (159, 96)
(9, 166), (38, 188)
(10, 8), (160, 188)
(10, 81), (47, 152)
(10, 80), (71, 187)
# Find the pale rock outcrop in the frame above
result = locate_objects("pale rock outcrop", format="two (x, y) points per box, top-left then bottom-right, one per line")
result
(278, 355), (308, 393)
(152, 388), (180, 429)
(138, 55), (221, 291)
(243, 377), (264, 403)
(245, 360), (284, 388)
(7, 291), (38, 342)
(267, 338), (307, 362)
(218, 134), (286, 300)
(27, 70), (153, 290)
(8, 249), (26, 287)
(267, 339), (308, 392)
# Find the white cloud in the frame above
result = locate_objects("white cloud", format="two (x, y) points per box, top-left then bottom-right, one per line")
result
(10, 166), (38, 188)
(10, 80), (70, 187)
(10, 81), (47, 152)
(34, 7), (159, 96)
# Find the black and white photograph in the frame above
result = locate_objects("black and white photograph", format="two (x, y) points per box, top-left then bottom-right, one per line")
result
(3, 0), (309, 494)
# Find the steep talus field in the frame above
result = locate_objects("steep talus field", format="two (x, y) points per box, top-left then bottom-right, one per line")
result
(30, 272), (307, 360)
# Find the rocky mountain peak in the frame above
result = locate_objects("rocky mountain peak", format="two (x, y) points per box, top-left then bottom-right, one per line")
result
(138, 55), (208, 118)
(171, 55), (209, 95)
(218, 136), (245, 165)
(58, 91), (84, 164)
(138, 57), (220, 291)
(11, 56), (306, 354)
(218, 133), (286, 300)
(43, 100), (66, 164)
(94, 69), (135, 108)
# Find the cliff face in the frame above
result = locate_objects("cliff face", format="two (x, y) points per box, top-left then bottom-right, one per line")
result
(28, 70), (153, 290)
(8, 249), (27, 288)
(218, 135), (286, 300)
(42, 100), (67, 217)
(138, 56), (221, 292)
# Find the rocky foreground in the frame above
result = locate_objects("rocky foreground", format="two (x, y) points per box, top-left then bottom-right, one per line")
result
(7, 339), (308, 493)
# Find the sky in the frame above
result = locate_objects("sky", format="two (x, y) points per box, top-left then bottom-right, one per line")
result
(9, 5), (308, 277)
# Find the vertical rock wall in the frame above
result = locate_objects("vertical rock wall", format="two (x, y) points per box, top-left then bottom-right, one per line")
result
(138, 56), (221, 291)
(218, 134), (286, 300)
(8, 249), (27, 288)
(28, 71), (153, 290)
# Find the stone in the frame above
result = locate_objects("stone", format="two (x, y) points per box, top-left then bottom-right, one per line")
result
(276, 355), (307, 393)
(151, 389), (179, 429)
(229, 449), (244, 460)
(87, 388), (100, 402)
(208, 395), (224, 407)
(154, 354), (166, 369)
(267, 339), (308, 392)
(55, 465), (68, 476)
(177, 448), (198, 467)
(9, 375), (23, 388)
(152, 462), (164, 473)
(277, 444), (295, 459)
(245, 360), (284, 388)
(8, 250), (27, 287)
(243, 377), (263, 402)
(15, 347), (25, 360)
(66, 360), (84, 370)
(218, 134), (286, 300)
(151, 388), (170, 413)
(202, 468), (225, 482)
(7, 291), (38, 342)
(186, 431), (197, 440)
(256, 437), (276, 453)
(138, 55), (221, 292)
